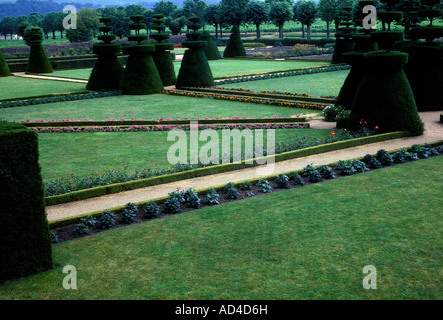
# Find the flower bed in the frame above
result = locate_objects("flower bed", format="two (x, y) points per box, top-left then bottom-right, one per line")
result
(162, 89), (329, 111)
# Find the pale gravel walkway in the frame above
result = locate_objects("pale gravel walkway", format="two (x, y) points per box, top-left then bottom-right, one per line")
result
(13, 72), (88, 83)
(46, 111), (443, 222)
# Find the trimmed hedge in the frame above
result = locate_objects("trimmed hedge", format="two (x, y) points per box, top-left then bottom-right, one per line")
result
(45, 131), (409, 207)
(223, 26), (246, 58)
(242, 37), (335, 48)
(0, 121), (53, 283)
(0, 51), (10, 77)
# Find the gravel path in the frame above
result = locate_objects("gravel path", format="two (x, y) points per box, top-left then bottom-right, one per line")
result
(45, 111), (443, 222)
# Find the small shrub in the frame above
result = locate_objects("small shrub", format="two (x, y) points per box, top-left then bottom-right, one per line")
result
(68, 48), (75, 56)
(98, 210), (115, 229)
(288, 171), (305, 185)
(301, 164), (322, 182)
(352, 160), (369, 173)
(60, 49), (66, 56)
(376, 149), (394, 166)
(239, 181), (252, 191)
(363, 154), (382, 169)
(224, 182), (238, 199)
(73, 222), (89, 236)
(256, 178), (272, 193)
(273, 41), (284, 47)
(245, 191), (255, 197)
(120, 202), (138, 224)
(163, 190), (183, 214)
(335, 160), (356, 175)
(318, 165), (335, 179)
(409, 144), (438, 158)
(204, 188), (219, 205)
(143, 201), (159, 219)
(322, 105), (344, 121)
(275, 173), (290, 188)
(183, 187), (201, 209)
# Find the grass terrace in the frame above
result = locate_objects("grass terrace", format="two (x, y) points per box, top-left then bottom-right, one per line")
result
(0, 156), (441, 299)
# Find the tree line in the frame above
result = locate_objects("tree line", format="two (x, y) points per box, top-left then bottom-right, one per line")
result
(1, 0), (431, 44)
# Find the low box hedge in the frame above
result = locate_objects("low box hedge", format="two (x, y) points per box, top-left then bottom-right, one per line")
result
(45, 131), (409, 207)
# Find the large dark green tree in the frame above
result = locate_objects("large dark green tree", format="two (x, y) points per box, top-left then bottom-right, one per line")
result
(269, 0), (293, 39)
(294, 0), (318, 39)
(153, 0), (178, 17)
(219, 0), (250, 26)
(246, 0), (270, 39)
(318, 0), (338, 38)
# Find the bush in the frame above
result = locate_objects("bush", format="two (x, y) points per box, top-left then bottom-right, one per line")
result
(335, 160), (356, 175)
(239, 181), (253, 190)
(363, 154), (382, 169)
(120, 202), (138, 224)
(318, 165), (335, 179)
(204, 188), (219, 205)
(0, 121), (53, 283)
(409, 144), (438, 158)
(301, 164), (322, 182)
(183, 187), (201, 208)
(143, 201), (159, 219)
(376, 149), (394, 166)
(98, 210), (116, 229)
(322, 105), (344, 122)
(256, 178), (272, 193)
(391, 149), (419, 163)
(275, 173), (290, 188)
(224, 182), (239, 199)
(163, 190), (184, 214)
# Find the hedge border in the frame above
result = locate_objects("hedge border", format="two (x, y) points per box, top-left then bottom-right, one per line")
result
(45, 130), (409, 208)
(181, 86), (335, 104)
(23, 117), (307, 128)
(48, 138), (442, 230)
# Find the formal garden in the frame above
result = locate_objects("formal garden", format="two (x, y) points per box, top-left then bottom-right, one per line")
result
(0, 0), (442, 302)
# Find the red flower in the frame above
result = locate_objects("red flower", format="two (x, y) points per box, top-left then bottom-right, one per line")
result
(331, 131), (335, 136)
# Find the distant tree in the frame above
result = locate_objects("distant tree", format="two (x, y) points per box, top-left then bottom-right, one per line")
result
(42, 12), (59, 39)
(65, 8), (100, 43)
(246, 0), (269, 39)
(204, 3), (225, 38)
(153, 0), (178, 17)
(101, 7), (130, 39)
(219, 0), (250, 27)
(294, 0), (318, 39)
(183, 0), (208, 25)
(318, 0), (338, 38)
(124, 4), (148, 17)
(0, 16), (17, 40)
(166, 15), (187, 35)
(269, 0), (293, 39)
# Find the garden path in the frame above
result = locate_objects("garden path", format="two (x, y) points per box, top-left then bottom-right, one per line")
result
(45, 111), (443, 222)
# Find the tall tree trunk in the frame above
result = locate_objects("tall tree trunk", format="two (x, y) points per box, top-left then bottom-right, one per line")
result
(52, 31), (56, 39)
(307, 24), (311, 39)
(301, 23), (305, 38)
(256, 23), (261, 39)
(215, 25), (218, 39)
(279, 22), (283, 39)
(219, 24), (223, 39)
(326, 22), (330, 38)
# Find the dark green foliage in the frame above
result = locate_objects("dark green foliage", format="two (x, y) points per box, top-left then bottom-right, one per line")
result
(25, 40), (54, 74)
(391, 149), (419, 163)
(350, 52), (424, 136)
(223, 25), (246, 58)
(98, 211), (116, 229)
(163, 190), (183, 214)
(318, 165), (335, 179)
(288, 172), (305, 185)
(301, 164), (322, 182)
(121, 202), (138, 224)
(239, 181), (252, 190)
(335, 160), (356, 175)
(152, 49), (177, 86)
(183, 187), (201, 209)
(409, 144), (438, 158)
(143, 201), (159, 219)
(376, 149), (394, 166)
(120, 47), (164, 95)
(335, 52), (366, 110)
(200, 31), (222, 60)
(363, 154), (382, 169)
(256, 178), (272, 193)
(0, 121), (53, 283)
(0, 51), (10, 77)
(176, 46), (214, 88)
(87, 45), (124, 91)
(275, 173), (290, 188)
(204, 188), (219, 205)
(401, 42), (443, 111)
(224, 182), (239, 199)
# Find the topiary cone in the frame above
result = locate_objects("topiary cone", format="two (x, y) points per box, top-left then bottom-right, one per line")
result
(350, 52), (424, 136)
(223, 25), (246, 58)
(0, 52), (10, 77)
(200, 31), (221, 60)
(25, 28), (53, 74)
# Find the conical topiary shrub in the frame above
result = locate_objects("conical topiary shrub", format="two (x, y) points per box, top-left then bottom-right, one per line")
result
(87, 17), (124, 91)
(401, 0), (443, 111)
(25, 27), (53, 74)
(223, 25), (246, 58)
(150, 14), (176, 86)
(0, 52), (10, 77)
(331, 7), (356, 64)
(200, 31), (221, 60)
(176, 17), (214, 89)
(349, 5), (424, 136)
(120, 15), (164, 95)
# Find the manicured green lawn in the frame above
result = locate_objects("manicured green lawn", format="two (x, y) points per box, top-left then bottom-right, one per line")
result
(42, 59), (329, 80)
(0, 76), (88, 101)
(0, 156), (441, 299)
(38, 129), (330, 181)
(0, 93), (321, 122)
(221, 70), (350, 97)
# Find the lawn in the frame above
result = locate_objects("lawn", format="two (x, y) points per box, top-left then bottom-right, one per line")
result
(38, 128), (331, 182)
(0, 76), (88, 101)
(0, 93), (322, 122)
(221, 70), (350, 97)
(0, 156), (441, 299)
(42, 59), (329, 80)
